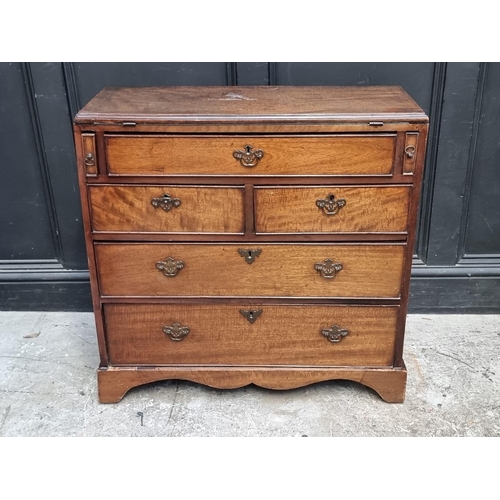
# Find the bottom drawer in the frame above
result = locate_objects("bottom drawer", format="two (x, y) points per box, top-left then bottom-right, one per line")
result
(104, 304), (399, 367)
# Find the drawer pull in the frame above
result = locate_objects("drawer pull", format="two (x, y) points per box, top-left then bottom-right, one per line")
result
(233, 144), (264, 167)
(240, 309), (263, 324)
(151, 193), (181, 212)
(404, 145), (416, 159)
(321, 325), (349, 343)
(316, 193), (346, 215)
(163, 322), (190, 341)
(84, 153), (95, 167)
(156, 257), (184, 277)
(238, 248), (262, 264)
(314, 258), (343, 279)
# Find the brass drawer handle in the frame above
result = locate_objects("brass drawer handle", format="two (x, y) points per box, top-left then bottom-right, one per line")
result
(233, 144), (264, 167)
(238, 248), (262, 264)
(151, 193), (181, 212)
(316, 193), (346, 215)
(163, 322), (190, 341)
(240, 309), (263, 324)
(321, 325), (349, 343)
(156, 257), (184, 277)
(314, 258), (343, 279)
(84, 153), (95, 167)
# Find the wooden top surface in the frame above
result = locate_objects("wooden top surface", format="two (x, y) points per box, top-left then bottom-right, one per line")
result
(74, 86), (428, 124)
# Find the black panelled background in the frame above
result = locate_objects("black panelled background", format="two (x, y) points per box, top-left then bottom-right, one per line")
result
(1, 62), (499, 312)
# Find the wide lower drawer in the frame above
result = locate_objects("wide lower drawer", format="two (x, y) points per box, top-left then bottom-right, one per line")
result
(95, 243), (405, 298)
(89, 185), (245, 233)
(104, 134), (396, 176)
(104, 304), (399, 366)
(255, 186), (410, 233)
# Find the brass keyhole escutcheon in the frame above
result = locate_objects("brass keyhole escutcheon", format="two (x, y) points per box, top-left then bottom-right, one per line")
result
(316, 194), (346, 215)
(240, 309), (263, 324)
(238, 248), (262, 264)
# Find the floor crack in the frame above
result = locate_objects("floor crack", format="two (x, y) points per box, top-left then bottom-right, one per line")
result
(59, 324), (94, 345)
(434, 350), (476, 371)
(0, 405), (12, 435)
(0, 389), (35, 394)
(166, 381), (180, 437)
(0, 355), (95, 370)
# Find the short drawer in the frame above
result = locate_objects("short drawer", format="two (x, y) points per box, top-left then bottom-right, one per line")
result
(104, 304), (399, 367)
(104, 134), (396, 176)
(95, 243), (405, 298)
(89, 185), (245, 233)
(255, 186), (410, 234)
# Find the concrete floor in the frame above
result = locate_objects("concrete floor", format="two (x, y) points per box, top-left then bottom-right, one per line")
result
(0, 312), (498, 437)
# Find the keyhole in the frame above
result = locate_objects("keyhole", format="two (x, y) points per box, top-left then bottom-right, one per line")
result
(249, 312), (254, 320)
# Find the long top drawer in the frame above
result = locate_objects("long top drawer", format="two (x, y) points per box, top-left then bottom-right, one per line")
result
(104, 134), (396, 176)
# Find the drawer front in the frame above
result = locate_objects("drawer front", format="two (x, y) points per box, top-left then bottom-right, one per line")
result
(104, 304), (399, 366)
(96, 243), (405, 298)
(89, 185), (245, 233)
(104, 135), (396, 176)
(255, 186), (410, 234)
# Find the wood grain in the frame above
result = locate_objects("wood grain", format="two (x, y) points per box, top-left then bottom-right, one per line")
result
(104, 304), (399, 366)
(97, 365), (407, 403)
(255, 185), (411, 233)
(75, 86), (427, 125)
(89, 185), (245, 233)
(81, 122), (427, 135)
(86, 173), (416, 186)
(95, 243), (405, 298)
(104, 135), (396, 176)
(91, 232), (408, 243)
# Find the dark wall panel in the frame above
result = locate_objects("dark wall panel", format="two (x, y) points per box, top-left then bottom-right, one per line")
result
(0, 63), (55, 261)
(424, 63), (480, 266)
(30, 62), (88, 269)
(410, 276), (500, 313)
(236, 62), (270, 85)
(463, 63), (500, 257)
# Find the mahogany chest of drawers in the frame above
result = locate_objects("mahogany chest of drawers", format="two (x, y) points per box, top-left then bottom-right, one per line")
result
(74, 86), (428, 403)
